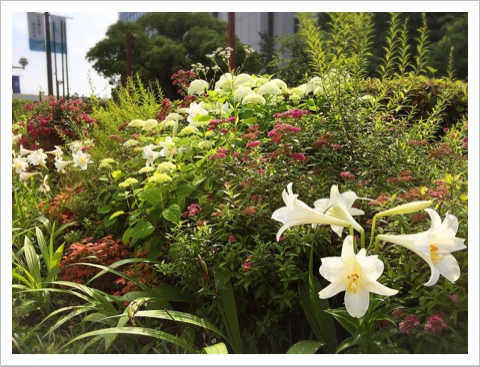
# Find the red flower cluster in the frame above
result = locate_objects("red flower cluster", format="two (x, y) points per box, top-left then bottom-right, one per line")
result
(59, 235), (132, 293)
(18, 97), (96, 150)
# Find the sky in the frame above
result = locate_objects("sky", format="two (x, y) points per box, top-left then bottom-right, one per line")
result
(10, 11), (119, 98)
(2, 1), (480, 366)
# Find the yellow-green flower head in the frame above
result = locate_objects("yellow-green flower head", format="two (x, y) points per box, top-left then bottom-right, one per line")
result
(118, 177), (138, 188)
(138, 166), (155, 174)
(179, 125), (201, 136)
(147, 173), (172, 184)
(233, 73), (255, 88)
(156, 161), (177, 174)
(99, 158), (116, 168)
(234, 86), (254, 102)
(253, 76), (269, 88)
(187, 79), (209, 96)
(289, 94), (301, 104)
(289, 84), (307, 97)
(128, 119), (146, 128)
(198, 140), (215, 150)
(164, 113), (184, 122)
(123, 139), (140, 148)
(257, 81), (282, 96)
(142, 119), (159, 131)
(242, 93), (266, 106)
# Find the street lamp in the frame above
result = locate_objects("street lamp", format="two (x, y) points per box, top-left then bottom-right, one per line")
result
(13, 58), (28, 69)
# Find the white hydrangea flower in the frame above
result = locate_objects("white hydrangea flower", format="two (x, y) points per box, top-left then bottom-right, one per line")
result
(187, 79), (209, 96)
(234, 86), (254, 102)
(156, 161), (177, 174)
(257, 81), (282, 96)
(142, 119), (159, 131)
(233, 73), (255, 88)
(123, 139), (140, 148)
(242, 93), (266, 105)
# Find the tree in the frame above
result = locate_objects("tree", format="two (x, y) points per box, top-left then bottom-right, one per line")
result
(86, 13), (261, 99)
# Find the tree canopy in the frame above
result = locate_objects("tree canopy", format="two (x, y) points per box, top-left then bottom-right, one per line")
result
(86, 12), (261, 98)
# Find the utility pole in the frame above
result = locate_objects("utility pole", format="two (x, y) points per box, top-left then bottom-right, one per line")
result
(228, 13), (236, 71)
(45, 12), (54, 96)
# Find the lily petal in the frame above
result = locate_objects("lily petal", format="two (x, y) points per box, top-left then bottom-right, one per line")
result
(345, 286), (370, 318)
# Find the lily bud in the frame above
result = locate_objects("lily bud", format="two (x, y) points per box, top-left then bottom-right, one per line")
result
(376, 200), (433, 217)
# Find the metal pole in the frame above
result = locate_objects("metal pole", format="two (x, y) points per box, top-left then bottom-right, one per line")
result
(63, 20), (70, 98)
(60, 19), (66, 99)
(228, 13), (236, 71)
(52, 20), (59, 99)
(45, 12), (54, 96)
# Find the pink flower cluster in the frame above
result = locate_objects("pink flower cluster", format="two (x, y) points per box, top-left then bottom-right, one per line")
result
(340, 171), (356, 179)
(267, 123), (302, 143)
(171, 69), (197, 96)
(290, 153), (306, 161)
(209, 147), (229, 160)
(273, 109), (310, 119)
(398, 315), (421, 335)
(207, 117), (236, 131)
(424, 312), (448, 335)
(243, 254), (254, 271)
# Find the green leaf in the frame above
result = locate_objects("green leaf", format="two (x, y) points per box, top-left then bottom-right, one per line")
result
(111, 170), (123, 180)
(286, 340), (324, 354)
(175, 183), (196, 197)
(109, 210), (125, 220)
(162, 204), (181, 223)
(140, 188), (162, 207)
(202, 342), (229, 354)
(122, 228), (131, 245)
(130, 220), (155, 240)
(60, 327), (197, 354)
(214, 269), (242, 354)
(97, 205), (112, 214)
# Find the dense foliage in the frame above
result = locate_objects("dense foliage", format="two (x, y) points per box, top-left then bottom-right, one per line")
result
(11, 12), (468, 357)
(86, 12), (261, 99)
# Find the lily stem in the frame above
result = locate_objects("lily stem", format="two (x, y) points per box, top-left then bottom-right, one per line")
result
(368, 214), (379, 252)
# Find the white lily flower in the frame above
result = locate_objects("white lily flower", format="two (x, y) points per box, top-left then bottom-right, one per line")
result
(54, 158), (73, 173)
(72, 151), (91, 170)
(12, 133), (22, 144)
(142, 144), (161, 166)
(319, 235), (398, 318)
(185, 101), (209, 125)
(272, 183), (351, 241)
(46, 145), (64, 159)
(314, 185), (364, 236)
(12, 156), (29, 173)
(19, 145), (34, 157)
(19, 171), (41, 181)
(39, 174), (50, 193)
(377, 208), (466, 286)
(27, 149), (48, 168)
(158, 137), (177, 158)
(70, 140), (84, 153)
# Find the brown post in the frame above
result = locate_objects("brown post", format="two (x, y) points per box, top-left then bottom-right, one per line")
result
(126, 33), (132, 81)
(228, 13), (236, 71)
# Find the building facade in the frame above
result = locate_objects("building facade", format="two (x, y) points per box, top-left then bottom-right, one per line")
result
(118, 12), (298, 52)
